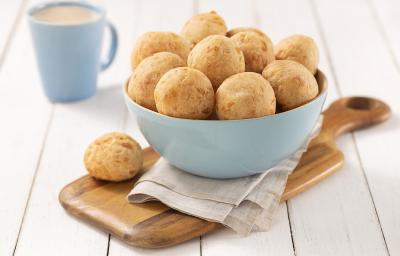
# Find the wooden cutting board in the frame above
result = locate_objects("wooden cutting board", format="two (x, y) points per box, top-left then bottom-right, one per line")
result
(59, 96), (390, 248)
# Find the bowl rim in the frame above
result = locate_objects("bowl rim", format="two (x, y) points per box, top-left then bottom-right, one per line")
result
(123, 69), (328, 123)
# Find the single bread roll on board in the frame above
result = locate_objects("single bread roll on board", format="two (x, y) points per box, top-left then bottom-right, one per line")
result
(216, 72), (276, 120)
(84, 132), (143, 182)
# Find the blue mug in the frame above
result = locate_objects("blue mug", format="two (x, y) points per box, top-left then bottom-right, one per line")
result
(28, 1), (118, 102)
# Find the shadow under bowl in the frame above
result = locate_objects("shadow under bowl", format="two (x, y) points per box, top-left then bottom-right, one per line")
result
(123, 71), (328, 179)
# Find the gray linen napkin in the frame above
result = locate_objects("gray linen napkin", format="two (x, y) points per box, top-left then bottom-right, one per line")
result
(128, 116), (323, 235)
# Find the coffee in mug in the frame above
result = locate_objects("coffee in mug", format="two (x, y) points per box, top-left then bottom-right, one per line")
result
(32, 5), (100, 25)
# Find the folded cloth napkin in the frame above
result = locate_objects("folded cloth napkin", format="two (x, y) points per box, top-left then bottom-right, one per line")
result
(128, 116), (323, 235)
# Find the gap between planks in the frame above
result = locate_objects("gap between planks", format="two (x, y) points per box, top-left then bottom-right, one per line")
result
(310, 0), (391, 254)
(253, 0), (296, 253)
(351, 132), (390, 256)
(366, 0), (400, 74)
(0, 0), (57, 255)
(286, 202), (297, 256)
(107, 0), (202, 255)
(191, 1), (203, 254)
(106, 0), (139, 255)
(0, 0), (28, 70)
(12, 106), (55, 256)
(359, 1), (400, 254)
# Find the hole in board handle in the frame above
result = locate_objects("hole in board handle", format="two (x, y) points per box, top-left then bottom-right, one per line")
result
(345, 97), (377, 110)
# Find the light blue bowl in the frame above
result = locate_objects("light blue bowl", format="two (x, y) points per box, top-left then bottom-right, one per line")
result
(124, 71), (327, 179)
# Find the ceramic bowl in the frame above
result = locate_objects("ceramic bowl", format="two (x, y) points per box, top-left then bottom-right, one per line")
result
(124, 71), (327, 178)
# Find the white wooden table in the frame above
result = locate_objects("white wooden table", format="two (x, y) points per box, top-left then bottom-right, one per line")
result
(1, 0), (399, 255)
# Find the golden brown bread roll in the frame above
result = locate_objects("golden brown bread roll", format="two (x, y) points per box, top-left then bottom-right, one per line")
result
(128, 52), (185, 111)
(262, 60), (319, 111)
(181, 11), (227, 48)
(84, 132), (143, 182)
(188, 35), (245, 90)
(274, 34), (319, 74)
(226, 27), (268, 39)
(154, 67), (215, 119)
(231, 31), (274, 73)
(130, 32), (190, 70)
(216, 72), (276, 120)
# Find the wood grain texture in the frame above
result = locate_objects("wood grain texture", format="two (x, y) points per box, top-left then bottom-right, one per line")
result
(59, 90), (390, 248)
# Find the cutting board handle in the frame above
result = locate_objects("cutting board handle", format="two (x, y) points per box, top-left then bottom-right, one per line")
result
(322, 97), (391, 138)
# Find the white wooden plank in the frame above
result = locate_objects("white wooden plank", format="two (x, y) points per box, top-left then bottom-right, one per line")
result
(202, 205), (294, 256)
(109, 0), (200, 255)
(94, 0), (134, 87)
(14, 89), (123, 256)
(289, 135), (389, 256)
(13, 0), (132, 255)
(132, 0), (194, 35)
(196, 0), (256, 29)
(314, 0), (400, 254)
(0, 2), (53, 255)
(109, 237), (199, 256)
(255, 0), (389, 255)
(197, 1), (294, 255)
(0, 0), (23, 67)
(370, 0), (400, 71)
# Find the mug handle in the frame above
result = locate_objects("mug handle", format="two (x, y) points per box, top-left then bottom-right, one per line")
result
(100, 21), (118, 71)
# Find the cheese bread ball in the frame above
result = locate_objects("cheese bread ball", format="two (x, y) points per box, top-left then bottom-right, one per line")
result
(216, 72), (276, 120)
(128, 52), (185, 111)
(84, 132), (143, 182)
(231, 31), (274, 73)
(274, 35), (319, 74)
(131, 32), (190, 69)
(226, 27), (268, 40)
(154, 67), (214, 119)
(262, 60), (318, 111)
(188, 35), (245, 90)
(181, 11), (227, 48)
